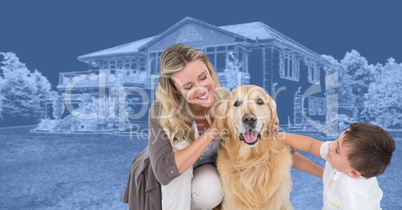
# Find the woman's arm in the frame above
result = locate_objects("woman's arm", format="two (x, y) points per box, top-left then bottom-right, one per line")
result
(292, 152), (323, 178)
(148, 111), (179, 185)
(174, 125), (216, 173)
(148, 104), (217, 185)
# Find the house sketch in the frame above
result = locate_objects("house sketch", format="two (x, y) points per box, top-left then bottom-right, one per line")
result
(56, 17), (336, 132)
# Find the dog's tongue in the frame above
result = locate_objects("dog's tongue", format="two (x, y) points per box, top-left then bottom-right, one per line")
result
(243, 130), (259, 143)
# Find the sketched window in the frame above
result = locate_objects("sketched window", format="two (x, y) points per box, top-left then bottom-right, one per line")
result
(308, 96), (325, 116)
(149, 52), (161, 75)
(150, 60), (157, 74)
(207, 53), (215, 68)
(308, 62), (320, 83)
(117, 60), (123, 69)
(131, 59), (138, 71)
(109, 61), (116, 70)
(308, 97), (317, 116)
(204, 45), (236, 72)
(139, 58), (146, 72)
(124, 60), (130, 70)
(279, 52), (299, 81)
(103, 61), (109, 70)
(317, 98), (326, 115)
(216, 52), (226, 72)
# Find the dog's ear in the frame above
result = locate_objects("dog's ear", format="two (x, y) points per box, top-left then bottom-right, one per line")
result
(215, 99), (226, 130)
(263, 96), (279, 139)
(214, 99), (229, 140)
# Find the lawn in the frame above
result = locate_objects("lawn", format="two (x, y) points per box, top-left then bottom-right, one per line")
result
(0, 126), (401, 209)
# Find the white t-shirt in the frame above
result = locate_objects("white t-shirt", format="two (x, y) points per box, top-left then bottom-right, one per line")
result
(320, 141), (383, 210)
(192, 121), (220, 168)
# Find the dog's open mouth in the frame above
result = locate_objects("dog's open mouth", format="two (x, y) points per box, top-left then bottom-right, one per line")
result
(239, 129), (261, 145)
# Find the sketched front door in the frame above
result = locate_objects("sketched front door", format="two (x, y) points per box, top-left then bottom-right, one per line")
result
(294, 94), (303, 125)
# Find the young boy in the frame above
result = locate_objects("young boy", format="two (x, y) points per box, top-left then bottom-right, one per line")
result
(282, 122), (395, 209)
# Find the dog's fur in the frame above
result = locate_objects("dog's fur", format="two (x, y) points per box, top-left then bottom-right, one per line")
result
(215, 85), (293, 210)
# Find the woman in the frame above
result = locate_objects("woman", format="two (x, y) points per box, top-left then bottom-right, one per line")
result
(150, 43), (226, 210)
(124, 43), (323, 210)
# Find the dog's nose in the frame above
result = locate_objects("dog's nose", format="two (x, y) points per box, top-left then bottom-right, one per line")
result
(242, 113), (257, 126)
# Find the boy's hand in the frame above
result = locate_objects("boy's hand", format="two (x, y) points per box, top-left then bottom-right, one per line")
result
(274, 119), (279, 135)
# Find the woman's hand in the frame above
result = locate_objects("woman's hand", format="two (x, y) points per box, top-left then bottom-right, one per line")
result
(205, 120), (218, 140)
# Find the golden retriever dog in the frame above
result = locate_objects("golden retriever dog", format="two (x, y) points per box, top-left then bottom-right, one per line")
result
(215, 85), (293, 210)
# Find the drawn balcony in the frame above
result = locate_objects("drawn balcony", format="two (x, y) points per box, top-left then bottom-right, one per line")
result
(57, 69), (150, 90)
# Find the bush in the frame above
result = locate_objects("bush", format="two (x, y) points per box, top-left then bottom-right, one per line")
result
(33, 119), (60, 132)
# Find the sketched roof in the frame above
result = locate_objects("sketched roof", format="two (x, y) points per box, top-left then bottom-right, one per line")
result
(77, 36), (155, 61)
(220, 21), (327, 61)
(78, 17), (327, 64)
(220, 22), (275, 40)
(137, 16), (251, 51)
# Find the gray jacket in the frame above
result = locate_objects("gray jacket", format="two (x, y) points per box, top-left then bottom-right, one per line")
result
(123, 103), (181, 210)
(123, 146), (161, 210)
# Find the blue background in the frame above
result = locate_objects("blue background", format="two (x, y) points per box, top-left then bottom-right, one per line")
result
(1, 1), (401, 88)
(1, 1), (401, 209)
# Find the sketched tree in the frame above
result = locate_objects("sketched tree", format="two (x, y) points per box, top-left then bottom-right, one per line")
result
(0, 78), (4, 118)
(322, 54), (356, 106)
(364, 58), (402, 128)
(50, 91), (65, 120)
(76, 94), (99, 116)
(223, 52), (242, 91)
(340, 50), (374, 119)
(0, 52), (52, 125)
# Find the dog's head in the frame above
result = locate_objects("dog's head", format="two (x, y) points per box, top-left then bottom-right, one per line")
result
(216, 85), (279, 148)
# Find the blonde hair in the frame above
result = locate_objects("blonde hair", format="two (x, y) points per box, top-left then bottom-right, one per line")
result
(155, 43), (228, 145)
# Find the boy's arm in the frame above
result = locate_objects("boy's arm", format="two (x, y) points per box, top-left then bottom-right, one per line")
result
(280, 133), (323, 158)
(292, 152), (323, 178)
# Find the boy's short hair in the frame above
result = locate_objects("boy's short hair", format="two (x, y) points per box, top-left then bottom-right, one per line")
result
(343, 122), (395, 178)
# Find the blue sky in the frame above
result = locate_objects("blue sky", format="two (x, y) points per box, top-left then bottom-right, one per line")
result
(1, 0), (401, 88)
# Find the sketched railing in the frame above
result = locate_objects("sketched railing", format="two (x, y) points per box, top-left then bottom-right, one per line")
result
(57, 69), (148, 89)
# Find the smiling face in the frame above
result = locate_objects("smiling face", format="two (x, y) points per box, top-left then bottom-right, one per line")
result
(171, 59), (216, 113)
(217, 85), (278, 147)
